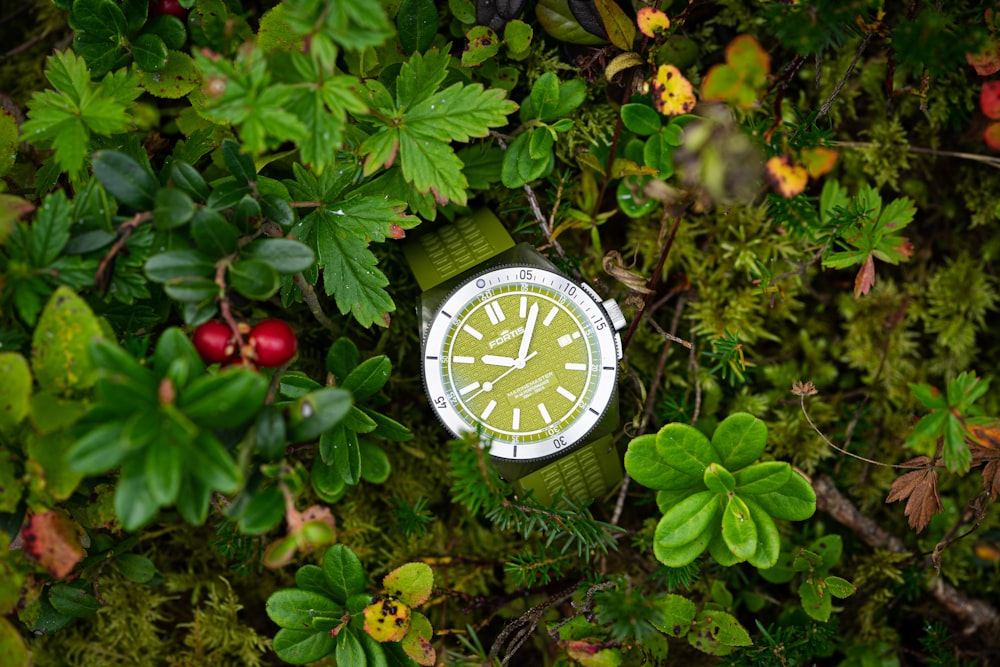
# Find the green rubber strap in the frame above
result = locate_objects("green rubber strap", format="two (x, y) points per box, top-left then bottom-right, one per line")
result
(402, 209), (515, 291)
(512, 435), (623, 507)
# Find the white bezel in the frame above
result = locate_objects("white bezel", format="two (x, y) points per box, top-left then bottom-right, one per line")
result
(422, 265), (620, 462)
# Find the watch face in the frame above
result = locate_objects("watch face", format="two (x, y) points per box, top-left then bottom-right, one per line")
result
(423, 265), (620, 462)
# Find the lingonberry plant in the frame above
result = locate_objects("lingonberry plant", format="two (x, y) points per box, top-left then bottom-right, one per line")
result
(3, 0), (1000, 665)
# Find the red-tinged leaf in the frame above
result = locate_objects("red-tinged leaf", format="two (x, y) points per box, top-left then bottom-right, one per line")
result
(892, 237), (914, 260)
(651, 65), (696, 115)
(967, 41), (1000, 76)
(981, 81), (1000, 119)
(885, 458), (942, 533)
(765, 155), (808, 197)
(984, 122), (1000, 151)
(969, 421), (1000, 449)
(561, 640), (622, 667)
(637, 7), (670, 38)
(854, 253), (876, 297)
(801, 147), (838, 178)
(20, 510), (85, 579)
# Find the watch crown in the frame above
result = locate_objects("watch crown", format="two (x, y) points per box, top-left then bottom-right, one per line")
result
(602, 298), (627, 331)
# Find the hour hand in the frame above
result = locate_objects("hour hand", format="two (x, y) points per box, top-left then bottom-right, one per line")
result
(481, 354), (517, 367)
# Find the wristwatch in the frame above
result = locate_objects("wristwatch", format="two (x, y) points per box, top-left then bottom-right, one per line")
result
(403, 209), (627, 506)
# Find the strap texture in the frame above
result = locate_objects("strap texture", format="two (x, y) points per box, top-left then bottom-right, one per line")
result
(512, 435), (622, 507)
(402, 209), (515, 291)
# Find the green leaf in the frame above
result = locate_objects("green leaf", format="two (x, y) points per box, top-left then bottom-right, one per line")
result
(229, 258), (280, 300)
(131, 32), (168, 71)
(323, 544), (367, 604)
(254, 405), (288, 461)
(145, 438), (183, 506)
(343, 356), (391, 400)
(798, 580), (832, 622)
(312, 457), (348, 503)
(711, 412), (767, 471)
(30, 191), (72, 268)
(530, 73), (561, 121)
(656, 490), (719, 548)
(267, 589), (343, 630)
(31, 286), (104, 394)
(593, 0), (635, 51)
(48, 583), (100, 618)
(742, 496), (780, 569)
(462, 25), (501, 67)
(733, 461), (791, 495)
(656, 423), (719, 478)
(145, 15), (187, 50)
(721, 495), (757, 561)
(0, 353), (32, 432)
(384, 562), (433, 607)
(625, 434), (701, 491)
(272, 628), (337, 665)
(238, 485), (285, 534)
(654, 511), (714, 567)
(651, 593), (697, 637)
(359, 440), (392, 483)
(67, 423), (127, 474)
(327, 337), (361, 382)
(501, 130), (550, 188)
(93, 151), (158, 210)
(289, 388), (353, 441)
(689, 610), (751, 654)
(116, 463), (161, 530)
(180, 369), (268, 429)
(703, 463), (735, 494)
(337, 627), (367, 666)
(153, 187), (195, 230)
(504, 19), (533, 56)
(621, 103), (661, 136)
(322, 426), (361, 484)
(144, 249), (215, 282)
(170, 162), (210, 202)
(825, 575), (856, 598)
(751, 470), (816, 521)
(185, 432), (242, 494)
(138, 50), (199, 99)
(242, 238), (315, 274)
(115, 553), (156, 583)
(397, 0), (438, 54)
(175, 470), (211, 526)
(69, 0), (127, 38)
(152, 327), (205, 378)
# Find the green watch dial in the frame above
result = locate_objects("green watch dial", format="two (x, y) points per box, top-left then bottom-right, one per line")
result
(423, 265), (620, 462)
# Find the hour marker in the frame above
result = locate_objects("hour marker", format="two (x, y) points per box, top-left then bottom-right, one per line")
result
(512, 408), (521, 430)
(481, 400), (497, 420)
(459, 381), (481, 395)
(556, 386), (577, 402)
(564, 362), (586, 371)
(557, 331), (582, 347)
(589, 408), (600, 415)
(453, 356), (474, 364)
(538, 403), (551, 423)
(425, 355), (438, 360)
(485, 301), (506, 325)
(519, 296), (527, 319)
(543, 306), (558, 326)
(464, 325), (483, 340)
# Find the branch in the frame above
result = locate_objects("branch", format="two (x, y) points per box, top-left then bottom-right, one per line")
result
(812, 474), (1000, 637)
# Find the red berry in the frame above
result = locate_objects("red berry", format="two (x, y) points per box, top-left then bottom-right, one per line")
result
(149, 0), (188, 20)
(249, 319), (297, 368)
(192, 320), (235, 364)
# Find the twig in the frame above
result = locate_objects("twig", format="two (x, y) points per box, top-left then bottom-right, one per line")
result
(491, 132), (568, 261)
(812, 474), (1000, 638)
(816, 32), (874, 121)
(488, 583), (579, 665)
(620, 213), (682, 352)
(797, 392), (929, 470)
(833, 141), (1000, 169)
(95, 212), (152, 295)
(293, 272), (336, 332)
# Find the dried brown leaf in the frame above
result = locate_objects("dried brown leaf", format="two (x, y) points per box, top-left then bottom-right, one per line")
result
(982, 459), (1000, 501)
(885, 459), (941, 533)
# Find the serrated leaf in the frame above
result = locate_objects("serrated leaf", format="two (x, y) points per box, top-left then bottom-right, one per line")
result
(30, 191), (72, 269)
(885, 458), (941, 532)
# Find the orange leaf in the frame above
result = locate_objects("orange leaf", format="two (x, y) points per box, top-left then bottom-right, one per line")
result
(20, 510), (85, 579)
(651, 65), (696, 115)
(854, 253), (876, 297)
(967, 39), (1000, 76)
(636, 7), (670, 38)
(981, 81), (1000, 119)
(725, 35), (770, 88)
(800, 147), (838, 179)
(985, 122), (1000, 151)
(765, 155), (808, 197)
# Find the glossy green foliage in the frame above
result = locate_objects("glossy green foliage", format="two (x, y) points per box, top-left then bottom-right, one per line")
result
(267, 544), (435, 666)
(759, 535), (856, 622)
(625, 413), (816, 568)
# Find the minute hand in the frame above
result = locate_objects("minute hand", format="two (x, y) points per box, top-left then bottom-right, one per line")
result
(517, 302), (539, 362)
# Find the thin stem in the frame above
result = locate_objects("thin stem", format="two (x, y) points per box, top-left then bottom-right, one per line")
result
(293, 272), (337, 332)
(833, 141), (1000, 169)
(816, 32), (874, 121)
(621, 213), (681, 352)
